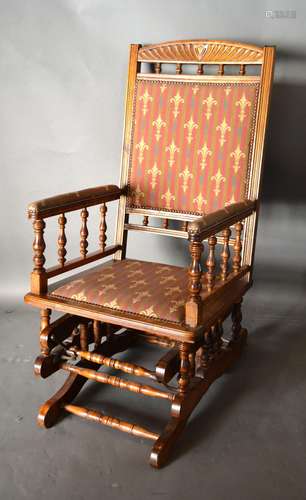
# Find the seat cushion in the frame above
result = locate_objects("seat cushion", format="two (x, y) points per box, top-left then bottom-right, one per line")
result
(51, 258), (207, 324)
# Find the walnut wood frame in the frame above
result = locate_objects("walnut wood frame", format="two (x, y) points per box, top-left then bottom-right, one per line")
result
(24, 39), (275, 468)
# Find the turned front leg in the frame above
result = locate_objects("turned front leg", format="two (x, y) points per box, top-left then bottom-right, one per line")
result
(185, 238), (204, 328)
(178, 344), (191, 394)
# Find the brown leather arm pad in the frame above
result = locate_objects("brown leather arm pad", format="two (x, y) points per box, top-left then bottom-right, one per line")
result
(187, 200), (257, 240)
(27, 185), (122, 219)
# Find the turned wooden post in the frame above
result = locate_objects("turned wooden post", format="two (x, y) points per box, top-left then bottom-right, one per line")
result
(197, 64), (203, 75)
(93, 320), (102, 350)
(182, 221), (188, 232)
(218, 64), (225, 75)
(185, 237), (204, 328)
(39, 308), (51, 356)
(31, 218), (47, 294)
(220, 227), (231, 280)
(178, 344), (191, 394)
(163, 219), (169, 229)
(79, 322), (88, 351)
(176, 63), (182, 74)
(154, 62), (161, 74)
(239, 64), (246, 75)
(231, 299), (243, 341)
(143, 216), (149, 226)
(206, 235), (217, 292)
(80, 208), (89, 258)
(233, 222), (243, 273)
(58, 213), (67, 266)
(99, 203), (107, 252)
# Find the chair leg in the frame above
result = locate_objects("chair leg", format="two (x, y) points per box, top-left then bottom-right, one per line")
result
(231, 298), (247, 342)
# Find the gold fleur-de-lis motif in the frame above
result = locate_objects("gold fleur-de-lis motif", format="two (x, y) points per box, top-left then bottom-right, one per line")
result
(160, 83), (167, 94)
(97, 273), (115, 282)
(230, 145), (246, 173)
(98, 284), (117, 295)
(71, 292), (87, 301)
(160, 275), (177, 284)
(216, 118), (231, 147)
(192, 85), (200, 95)
(179, 166), (193, 193)
(165, 286), (182, 296)
(224, 87), (232, 96)
(155, 265), (171, 274)
(135, 136), (149, 164)
(170, 91), (184, 118)
(104, 298), (120, 309)
(161, 188), (175, 209)
(170, 299), (185, 314)
(139, 88), (153, 116)
(197, 142), (212, 170)
(152, 114), (166, 142)
(129, 279), (147, 289)
(211, 168), (226, 196)
(165, 140), (180, 167)
(235, 93), (251, 122)
(184, 116), (198, 144)
(147, 162), (161, 190)
(128, 269), (144, 278)
(140, 305), (157, 318)
(193, 192), (207, 211)
(125, 261), (141, 268)
(203, 93), (217, 120)
(132, 184), (144, 205)
(225, 194), (236, 206)
(132, 290), (151, 304)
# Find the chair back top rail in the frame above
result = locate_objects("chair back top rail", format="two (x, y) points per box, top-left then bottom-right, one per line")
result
(138, 39), (265, 64)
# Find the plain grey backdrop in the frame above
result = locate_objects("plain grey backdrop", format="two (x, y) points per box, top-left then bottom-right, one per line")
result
(0, 1), (306, 499)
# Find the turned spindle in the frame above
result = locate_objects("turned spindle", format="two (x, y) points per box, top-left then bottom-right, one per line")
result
(143, 216), (149, 226)
(58, 213), (67, 266)
(79, 322), (88, 351)
(31, 218), (47, 294)
(206, 235), (217, 292)
(185, 238), (204, 328)
(32, 219), (46, 273)
(220, 227), (231, 280)
(40, 308), (51, 356)
(178, 344), (191, 394)
(197, 64), (203, 75)
(233, 221), (243, 273)
(163, 218), (169, 229)
(218, 64), (224, 75)
(239, 64), (246, 75)
(80, 208), (89, 258)
(93, 320), (102, 350)
(182, 221), (188, 232)
(154, 62), (161, 74)
(99, 203), (107, 252)
(176, 63), (182, 74)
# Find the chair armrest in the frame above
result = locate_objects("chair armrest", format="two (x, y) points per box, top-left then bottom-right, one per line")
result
(187, 200), (257, 241)
(27, 184), (122, 219)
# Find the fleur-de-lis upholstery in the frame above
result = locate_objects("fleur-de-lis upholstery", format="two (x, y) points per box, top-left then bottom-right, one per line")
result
(51, 258), (215, 323)
(128, 79), (259, 215)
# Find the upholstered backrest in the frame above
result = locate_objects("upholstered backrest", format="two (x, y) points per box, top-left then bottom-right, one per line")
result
(127, 76), (259, 215)
(115, 40), (274, 267)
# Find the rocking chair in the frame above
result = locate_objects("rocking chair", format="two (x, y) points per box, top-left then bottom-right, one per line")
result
(24, 39), (275, 468)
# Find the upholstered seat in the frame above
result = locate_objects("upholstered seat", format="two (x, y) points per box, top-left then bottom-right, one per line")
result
(51, 258), (211, 324)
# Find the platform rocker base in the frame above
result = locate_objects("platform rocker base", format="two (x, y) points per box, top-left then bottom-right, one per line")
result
(34, 316), (247, 468)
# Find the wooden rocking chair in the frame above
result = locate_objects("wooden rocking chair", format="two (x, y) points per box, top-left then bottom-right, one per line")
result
(24, 39), (275, 468)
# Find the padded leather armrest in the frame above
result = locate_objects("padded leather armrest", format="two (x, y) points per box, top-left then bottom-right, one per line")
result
(187, 200), (257, 240)
(27, 185), (122, 219)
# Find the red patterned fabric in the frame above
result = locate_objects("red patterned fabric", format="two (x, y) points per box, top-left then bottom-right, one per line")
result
(127, 78), (259, 215)
(51, 259), (215, 324)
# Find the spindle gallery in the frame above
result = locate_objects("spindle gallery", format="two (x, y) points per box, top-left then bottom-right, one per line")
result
(24, 39), (275, 467)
